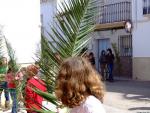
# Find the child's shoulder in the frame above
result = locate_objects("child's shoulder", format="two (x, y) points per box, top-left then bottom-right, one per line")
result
(82, 95), (106, 113)
(85, 95), (102, 105)
(71, 96), (106, 113)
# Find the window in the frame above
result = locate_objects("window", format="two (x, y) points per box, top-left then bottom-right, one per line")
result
(143, 0), (150, 15)
(118, 35), (132, 56)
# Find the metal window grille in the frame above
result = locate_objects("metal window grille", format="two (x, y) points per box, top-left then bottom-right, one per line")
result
(118, 35), (132, 57)
(99, 2), (131, 24)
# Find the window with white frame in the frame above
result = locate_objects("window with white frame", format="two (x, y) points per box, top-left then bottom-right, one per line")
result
(143, 0), (150, 15)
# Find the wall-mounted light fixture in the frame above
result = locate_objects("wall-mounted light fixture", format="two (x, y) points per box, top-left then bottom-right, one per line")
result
(125, 20), (132, 33)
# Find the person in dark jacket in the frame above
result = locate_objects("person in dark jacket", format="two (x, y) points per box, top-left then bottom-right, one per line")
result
(106, 48), (115, 82)
(88, 52), (96, 68)
(99, 50), (107, 80)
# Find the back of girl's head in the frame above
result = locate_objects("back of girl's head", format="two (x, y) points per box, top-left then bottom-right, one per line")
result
(55, 57), (104, 108)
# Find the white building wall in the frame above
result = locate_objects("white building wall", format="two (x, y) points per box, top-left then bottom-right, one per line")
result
(132, 0), (150, 57)
(0, 0), (41, 63)
(40, 0), (57, 40)
(132, 22), (150, 57)
(132, 0), (150, 80)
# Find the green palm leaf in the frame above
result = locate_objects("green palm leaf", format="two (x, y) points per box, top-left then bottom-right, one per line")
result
(4, 38), (20, 72)
(32, 88), (59, 106)
(0, 27), (7, 57)
(37, 0), (99, 112)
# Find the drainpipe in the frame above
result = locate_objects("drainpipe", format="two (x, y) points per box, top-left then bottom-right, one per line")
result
(135, 0), (138, 29)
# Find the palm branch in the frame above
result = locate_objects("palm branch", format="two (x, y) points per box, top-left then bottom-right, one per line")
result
(0, 37), (4, 57)
(4, 38), (20, 72)
(0, 27), (6, 81)
(36, 0), (99, 112)
(0, 34), (23, 110)
(4, 38), (23, 107)
(0, 26), (7, 58)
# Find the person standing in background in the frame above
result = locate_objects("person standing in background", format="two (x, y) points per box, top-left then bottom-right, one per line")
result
(99, 50), (107, 80)
(106, 48), (115, 82)
(25, 65), (46, 113)
(0, 57), (10, 109)
(5, 67), (17, 113)
(88, 52), (96, 68)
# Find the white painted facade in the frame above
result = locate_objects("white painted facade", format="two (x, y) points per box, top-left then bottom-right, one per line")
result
(40, 0), (57, 40)
(91, 0), (150, 80)
(90, 0), (132, 72)
(131, 0), (150, 80)
(0, 0), (41, 63)
(40, 0), (67, 40)
(132, 0), (150, 57)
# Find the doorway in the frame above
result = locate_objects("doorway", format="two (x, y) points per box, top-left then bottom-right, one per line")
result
(98, 38), (111, 71)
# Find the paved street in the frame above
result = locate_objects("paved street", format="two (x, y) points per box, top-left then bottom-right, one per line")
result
(0, 79), (150, 113)
(104, 79), (150, 113)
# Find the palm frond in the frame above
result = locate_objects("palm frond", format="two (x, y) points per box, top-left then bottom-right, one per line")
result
(37, 0), (99, 112)
(4, 38), (20, 72)
(4, 38), (23, 109)
(43, 0), (98, 88)
(0, 27), (6, 57)
(32, 88), (59, 106)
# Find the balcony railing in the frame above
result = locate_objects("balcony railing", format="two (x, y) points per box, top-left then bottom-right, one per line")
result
(96, 2), (131, 24)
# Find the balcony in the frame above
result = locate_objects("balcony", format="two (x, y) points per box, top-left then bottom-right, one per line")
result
(95, 2), (131, 30)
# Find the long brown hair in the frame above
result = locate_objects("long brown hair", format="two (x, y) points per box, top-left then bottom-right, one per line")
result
(55, 57), (105, 108)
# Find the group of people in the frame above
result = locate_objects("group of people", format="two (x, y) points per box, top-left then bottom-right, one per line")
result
(84, 48), (115, 82)
(0, 49), (114, 113)
(0, 57), (46, 113)
(99, 48), (115, 82)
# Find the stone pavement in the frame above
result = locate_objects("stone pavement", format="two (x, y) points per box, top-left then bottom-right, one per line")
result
(104, 79), (150, 113)
(0, 109), (26, 113)
(0, 102), (26, 113)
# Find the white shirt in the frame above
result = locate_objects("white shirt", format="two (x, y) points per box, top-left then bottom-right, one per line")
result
(70, 95), (106, 113)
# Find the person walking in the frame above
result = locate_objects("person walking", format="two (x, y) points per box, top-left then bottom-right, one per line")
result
(99, 50), (107, 80)
(55, 57), (106, 113)
(5, 67), (17, 113)
(106, 48), (115, 82)
(0, 57), (10, 109)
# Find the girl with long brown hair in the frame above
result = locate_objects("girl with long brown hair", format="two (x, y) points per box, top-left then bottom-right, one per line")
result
(55, 57), (106, 113)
